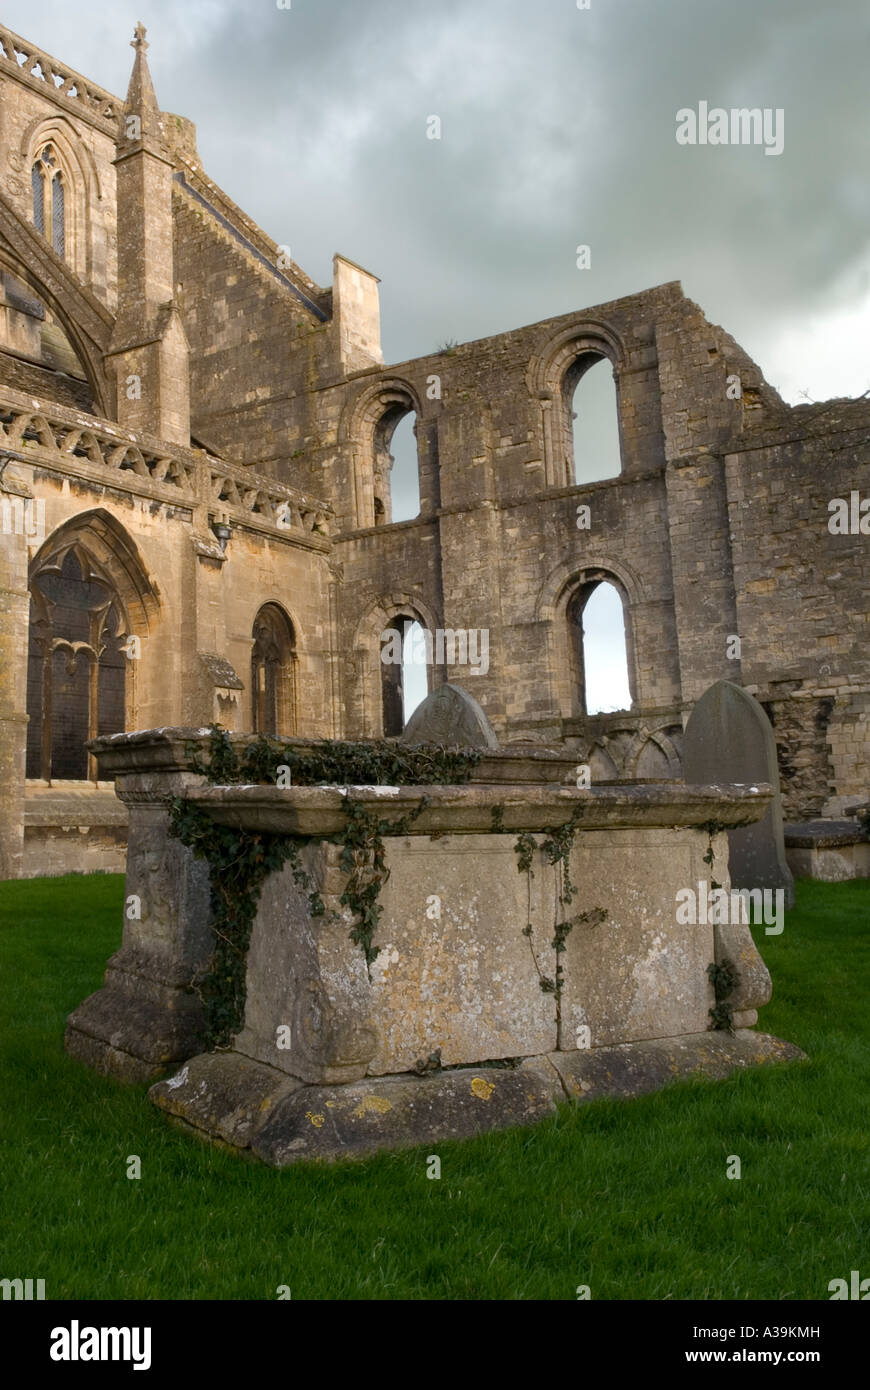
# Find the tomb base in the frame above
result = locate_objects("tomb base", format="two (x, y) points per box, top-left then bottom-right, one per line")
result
(149, 1031), (805, 1164)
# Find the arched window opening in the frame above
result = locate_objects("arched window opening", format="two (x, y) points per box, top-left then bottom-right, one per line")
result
(402, 620), (428, 724)
(568, 579), (632, 717)
(251, 604), (297, 736)
(30, 145), (67, 261)
(566, 353), (622, 485)
(373, 406), (420, 525)
(380, 615), (429, 735)
(31, 164), (44, 235)
(26, 548), (127, 782)
(51, 173), (65, 257)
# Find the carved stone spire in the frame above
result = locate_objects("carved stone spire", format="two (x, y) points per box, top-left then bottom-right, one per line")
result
(120, 22), (164, 149)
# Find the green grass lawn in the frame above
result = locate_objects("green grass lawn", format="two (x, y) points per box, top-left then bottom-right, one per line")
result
(1, 872), (867, 1301)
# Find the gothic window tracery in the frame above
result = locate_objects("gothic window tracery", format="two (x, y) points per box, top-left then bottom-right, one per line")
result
(30, 144), (66, 258)
(26, 548), (126, 781)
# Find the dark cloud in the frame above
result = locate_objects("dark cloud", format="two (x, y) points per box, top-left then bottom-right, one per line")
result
(4, 0), (868, 394)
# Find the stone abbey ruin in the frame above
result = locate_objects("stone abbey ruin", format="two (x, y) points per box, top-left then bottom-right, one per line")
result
(1, 25), (866, 1154)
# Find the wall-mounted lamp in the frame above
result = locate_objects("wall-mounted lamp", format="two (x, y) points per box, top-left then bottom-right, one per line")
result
(210, 514), (232, 553)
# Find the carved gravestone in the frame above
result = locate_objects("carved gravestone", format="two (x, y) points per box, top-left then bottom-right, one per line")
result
(399, 682), (499, 749)
(684, 680), (794, 907)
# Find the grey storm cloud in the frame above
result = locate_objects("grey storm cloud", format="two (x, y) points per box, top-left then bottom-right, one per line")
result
(3, 0), (868, 387)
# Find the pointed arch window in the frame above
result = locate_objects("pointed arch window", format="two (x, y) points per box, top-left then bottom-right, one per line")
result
(31, 164), (45, 235)
(26, 548), (127, 781)
(31, 145), (66, 259)
(251, 604), (297, 736)
(52, 174), (65, 258)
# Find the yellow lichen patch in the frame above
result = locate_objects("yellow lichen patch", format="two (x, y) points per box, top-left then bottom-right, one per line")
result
(305, 1110), (325, 1128)
(325, 1100), (337, 1108)
(353, 1095), (393, 1119)
(471, 1077), (494, 1100)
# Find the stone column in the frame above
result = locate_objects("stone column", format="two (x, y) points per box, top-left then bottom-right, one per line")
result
(0, 462), (31, 880)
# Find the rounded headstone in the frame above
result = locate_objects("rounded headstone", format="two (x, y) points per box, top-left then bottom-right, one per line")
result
(399, 683), (499, 750)
(684, 680), (794, 906)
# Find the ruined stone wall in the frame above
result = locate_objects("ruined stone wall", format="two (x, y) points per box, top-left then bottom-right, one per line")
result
(725, 408), (870, 816)
(320, 285), (765, 747)
(726, 415), (870, 690)
(761, 694), (836, 821)
(826, 694), (870, 813)
(331, 519), (442, 739)
(315, 284), (869, 816)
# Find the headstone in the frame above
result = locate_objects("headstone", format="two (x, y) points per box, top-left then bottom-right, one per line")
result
(684, 680), (794, 907)
(399, 682), (499, 749)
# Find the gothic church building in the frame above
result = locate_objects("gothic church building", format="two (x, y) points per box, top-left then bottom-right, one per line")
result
(1, 23), (868, 877)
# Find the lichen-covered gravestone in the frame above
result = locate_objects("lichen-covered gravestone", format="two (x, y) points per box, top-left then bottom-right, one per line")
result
(399, 683), (500, 749)
(684, 680), (795, 908)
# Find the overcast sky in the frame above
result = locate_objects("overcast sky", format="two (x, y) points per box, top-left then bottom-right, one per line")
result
(5, 0), (866, 715)
(5, 0), (868, 400)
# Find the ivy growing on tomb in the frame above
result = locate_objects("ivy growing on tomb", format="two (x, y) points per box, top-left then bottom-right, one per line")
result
(707, 958), (741, 1034)
(513, 808), (607, 1049)
(185, 724), (483, 789)
(169, 725), (482, 1046)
